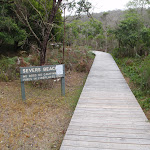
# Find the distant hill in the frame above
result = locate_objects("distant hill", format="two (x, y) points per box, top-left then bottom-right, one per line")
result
(66, 8), (150, 28)
(66, 9), (125, 27)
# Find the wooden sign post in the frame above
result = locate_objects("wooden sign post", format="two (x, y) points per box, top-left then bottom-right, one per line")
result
(20, 64), (65, 101)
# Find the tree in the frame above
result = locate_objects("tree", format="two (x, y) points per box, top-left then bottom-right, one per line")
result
(13, 0), (63, 65)
(0, 0), (27, 52)
(127, 0), (150, 18)
(127, 0), (150, 10)
(141, 27), (150, 55)
(101, 12), (109, 52)
(113, 11), (144, 57)
(13, 0), (91, 65)
(65, 18), (104, 50)
(0, 17), (27, 48)
(82, 19), (104, 49)
(65, 20), (82, 46)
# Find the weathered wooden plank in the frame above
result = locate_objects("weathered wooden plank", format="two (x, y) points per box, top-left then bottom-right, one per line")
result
(79, 97), (137, 100)
(70, 120), (150, 127)
(74, 108), (145, 114)
(72, 115), (147, 122)
(64, 134), (150, 145)
(73, 113), (147, 119)
(76, 105), (142, 110)
(74, 109), (145, 114)
(65, 130), (150, 140)
(69, 121), (150, 130)
(61, 146), (118, 150)
(76, 103), (140, 107)
(61, 140), (150, 150)
(68, 125), (150, 134)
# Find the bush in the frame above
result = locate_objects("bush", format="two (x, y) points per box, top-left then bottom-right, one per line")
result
(46, 46), (94, 73)
(140, 55), (150, 91)
(112, 48), (121, 58)
(76, 59), (87, 72)
(0, 56), (19, 81)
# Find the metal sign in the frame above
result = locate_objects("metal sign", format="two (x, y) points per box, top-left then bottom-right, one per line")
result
(20, 64), (65, 101)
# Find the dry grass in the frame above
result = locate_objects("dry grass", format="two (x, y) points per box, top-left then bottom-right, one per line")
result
(0, 71), (86, 150)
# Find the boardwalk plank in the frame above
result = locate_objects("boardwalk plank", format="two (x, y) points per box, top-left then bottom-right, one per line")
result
(64, 134), (150, 145)
(68, 125), (150, 134)
(65, 130), (150, 139)
(62, 140), (150, 150)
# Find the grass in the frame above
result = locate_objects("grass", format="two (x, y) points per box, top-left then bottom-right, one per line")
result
(0, 71), (87, 150)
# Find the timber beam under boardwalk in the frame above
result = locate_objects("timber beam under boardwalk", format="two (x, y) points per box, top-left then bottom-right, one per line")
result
(60, 51), (150, 150)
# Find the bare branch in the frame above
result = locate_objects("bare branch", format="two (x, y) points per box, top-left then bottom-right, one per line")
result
(37, 0), (49, 20)
(0, 0), (14, 4)
(25, 16), (41, 45)
(14, 0), (42, 45)
(27, 0), (45, 27)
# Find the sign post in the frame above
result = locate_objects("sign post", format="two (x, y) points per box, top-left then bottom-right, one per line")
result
(21, 81), (26, 101)
(61, 65), (65, 96)
(20, 64), (65, 101)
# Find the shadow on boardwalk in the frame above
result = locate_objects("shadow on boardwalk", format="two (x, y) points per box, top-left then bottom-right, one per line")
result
(60, 51), (150, 150)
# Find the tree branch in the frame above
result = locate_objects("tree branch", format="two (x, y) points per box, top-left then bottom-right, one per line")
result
(0, 0), (14, 4)
(27, 0), (45, 27)
(25, 15), (42, 45)
(14, 1), (41, 45)
(37, 0), (49, 20)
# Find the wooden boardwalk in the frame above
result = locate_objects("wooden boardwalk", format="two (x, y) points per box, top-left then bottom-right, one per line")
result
(60, 51), (150, 150)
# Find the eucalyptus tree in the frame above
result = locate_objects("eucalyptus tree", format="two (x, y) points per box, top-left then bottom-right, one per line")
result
(13, 0), (91, 65)
(65, 18), (104, 49)
(0, 0), (27, 52)
(113, 11), (144, 57)
(101, 12), (109, 52)
(83, 19), (104, 49)
(140, 27), (150, 55)
(127, 0), (150, 11)
(127, 0), (150, 21)
(65, 20), (82, 46)
(13, 0), (62, 65)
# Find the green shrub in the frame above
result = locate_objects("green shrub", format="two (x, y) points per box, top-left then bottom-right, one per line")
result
(0, 56), (19, 81)
(76, 60), (87, 72)
(139, 98), (150, 111)
(46, 47), (94, 73)
(140, 55), (150, 91)
(112, 48), (126, 58)
(0, 73), (9, 82)
(86, 51), (95, 59)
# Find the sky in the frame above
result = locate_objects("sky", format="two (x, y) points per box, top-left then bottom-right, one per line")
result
(88, 0), (130, 13)
(64, 0), (131, 16)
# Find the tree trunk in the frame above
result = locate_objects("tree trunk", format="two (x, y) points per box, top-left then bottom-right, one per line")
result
(105, 31), (108, 52)
(39, 29), (50, 65)
(14, 41), (19, 52)
(40, 43), (47, 65)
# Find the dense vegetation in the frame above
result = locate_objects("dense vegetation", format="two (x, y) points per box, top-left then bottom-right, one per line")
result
(0, 0), (91, 64)
(65, 19), (104, 50)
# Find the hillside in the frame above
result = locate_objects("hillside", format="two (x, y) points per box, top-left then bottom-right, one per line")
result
(67, 8), (150, 28)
